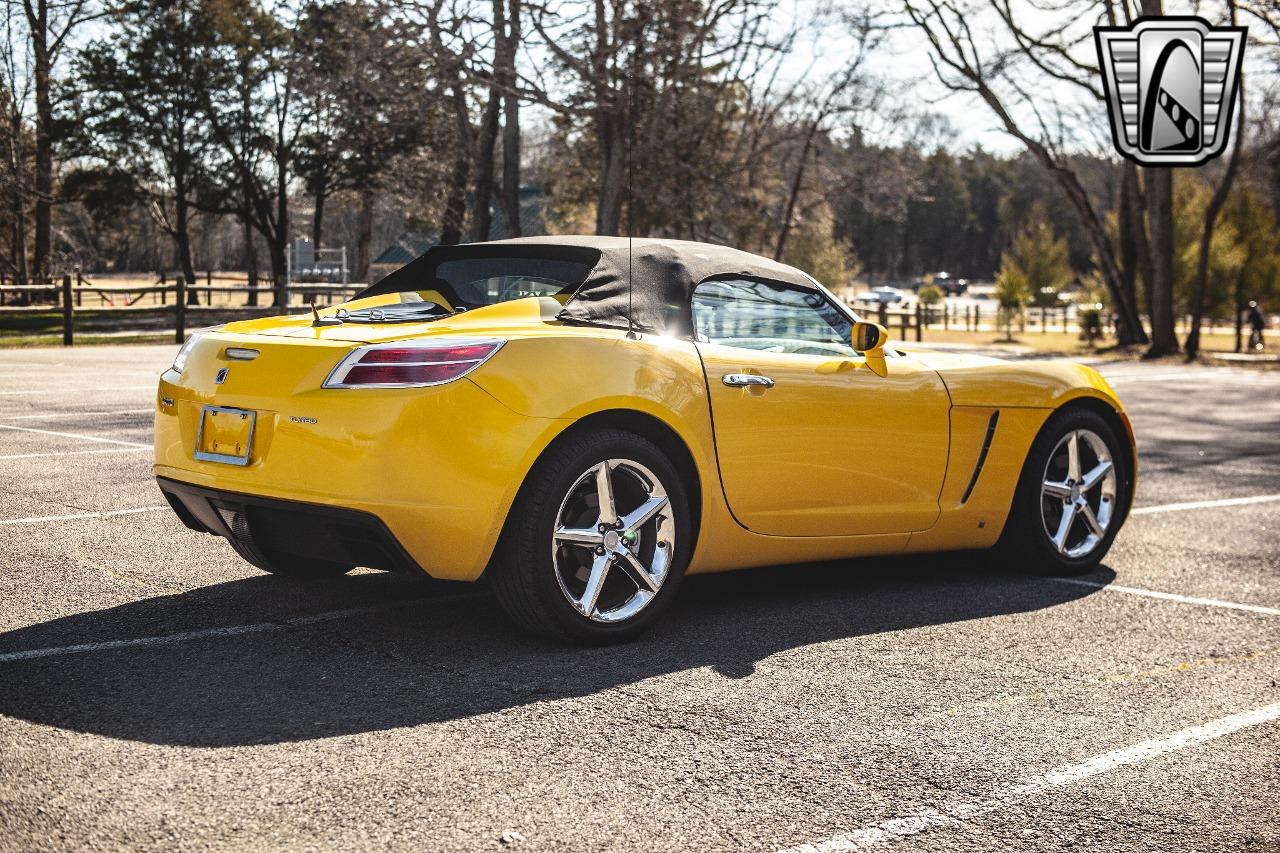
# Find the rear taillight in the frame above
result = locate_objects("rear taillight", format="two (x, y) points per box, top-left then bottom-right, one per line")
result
(323, 339), (504, 389)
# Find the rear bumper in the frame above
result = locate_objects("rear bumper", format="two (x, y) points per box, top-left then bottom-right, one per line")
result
(157, 476), (422, 574)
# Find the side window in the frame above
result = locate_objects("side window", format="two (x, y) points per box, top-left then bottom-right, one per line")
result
(691, 278), (858, 357)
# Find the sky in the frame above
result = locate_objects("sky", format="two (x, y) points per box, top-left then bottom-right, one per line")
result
(772, 0), (1278, 157)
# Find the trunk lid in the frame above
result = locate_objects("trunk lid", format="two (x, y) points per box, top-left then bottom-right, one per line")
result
(219, 294), (561, 344)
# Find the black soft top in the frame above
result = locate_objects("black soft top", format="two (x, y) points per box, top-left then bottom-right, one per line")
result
(359, 235), (818, 337)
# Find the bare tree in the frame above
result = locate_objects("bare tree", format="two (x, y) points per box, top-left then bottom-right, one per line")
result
(18, 0), (102, 283)
(0, 1), (33, 284)
(772, 11), (882, 260)
(78, 0), (226, 294)
(466, 0), (505, 241)
(499, 0), (521, 237)
(204, 0), (311, 305)
(903, 0), (1152, 347)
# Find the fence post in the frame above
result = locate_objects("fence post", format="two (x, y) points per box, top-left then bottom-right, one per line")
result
(878, 302), (888, 328)
(75, 269), (83, 307)
(943, 303), (949, 330)
(175, 275), (186, 344)
(62, 274), (74, 346)
(914, 301), (923, 342)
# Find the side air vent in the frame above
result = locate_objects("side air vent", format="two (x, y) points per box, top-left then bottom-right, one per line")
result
(960, 410), (1000, 505)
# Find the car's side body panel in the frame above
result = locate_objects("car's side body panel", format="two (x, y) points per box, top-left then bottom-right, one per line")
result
(902, 405), (1052, 553)
(693, 344), (950, 536)
(897, 348), (1131, 552)
(906, 348), (1123, 410)
(467, 326), (919, 574)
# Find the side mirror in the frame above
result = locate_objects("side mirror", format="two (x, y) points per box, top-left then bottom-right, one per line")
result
(852, 321), (889, 377)
(853, 321), (887, 354)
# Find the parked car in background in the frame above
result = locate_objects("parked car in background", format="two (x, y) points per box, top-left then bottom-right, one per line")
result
(865, 286), (906, 304)
(934, 272), (968, 296)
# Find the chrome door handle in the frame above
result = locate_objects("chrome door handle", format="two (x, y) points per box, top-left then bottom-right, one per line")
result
(722, 373), (775, 388)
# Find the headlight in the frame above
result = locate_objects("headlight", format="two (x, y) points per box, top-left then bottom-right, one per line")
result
(171, 332), (204, 374)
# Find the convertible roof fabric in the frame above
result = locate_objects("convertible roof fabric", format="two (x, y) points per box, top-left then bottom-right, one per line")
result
(361, 235), (818, 336)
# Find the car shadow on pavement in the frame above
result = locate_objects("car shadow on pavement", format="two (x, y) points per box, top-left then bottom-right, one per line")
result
(0, 557), (1113, 747)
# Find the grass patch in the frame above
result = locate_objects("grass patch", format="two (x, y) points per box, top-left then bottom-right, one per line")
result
(0, 333), (175, 348)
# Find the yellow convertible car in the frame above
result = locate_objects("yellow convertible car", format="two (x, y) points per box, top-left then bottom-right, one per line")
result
(155, 237), (1135, 642)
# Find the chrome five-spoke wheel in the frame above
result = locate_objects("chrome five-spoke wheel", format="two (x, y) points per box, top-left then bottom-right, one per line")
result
(1040, 428), (1117, 559)
(491, 427), (689, 641)
(552, 459), (676, 623)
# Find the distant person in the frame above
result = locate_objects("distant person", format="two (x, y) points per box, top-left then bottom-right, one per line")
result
(1246, 300), (1266, 352)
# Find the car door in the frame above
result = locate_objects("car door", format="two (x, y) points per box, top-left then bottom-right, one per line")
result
(693, 277), (951, 537)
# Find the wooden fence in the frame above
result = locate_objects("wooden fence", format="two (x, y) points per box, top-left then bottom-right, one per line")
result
(0, 275), (1246, 347)
(0, 274), (362, 345)
(846, 299), (1095, 341)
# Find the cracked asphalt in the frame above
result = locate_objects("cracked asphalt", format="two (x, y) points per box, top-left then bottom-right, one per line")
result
(0, 345), (1276, 852)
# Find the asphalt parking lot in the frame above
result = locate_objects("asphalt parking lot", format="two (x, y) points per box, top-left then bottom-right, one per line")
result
(0, 345), (1276, 852)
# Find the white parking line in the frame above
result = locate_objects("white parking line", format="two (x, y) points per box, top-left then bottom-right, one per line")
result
(777, 702), (1280, 853)
(0, 423), (150, 447)
(1131, 494), (1280, 515)
(1051, 579), (1280, 617)
(0, 447), (150, 460)
(0, 385), (155, 396)
(0, 506), (167, 527)
(0, 408), (153, 422)
(0, 595), (481, 664)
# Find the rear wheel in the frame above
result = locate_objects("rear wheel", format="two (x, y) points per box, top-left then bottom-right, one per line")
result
(995, 407), (1129, 575)
(490, 429), (690, 643)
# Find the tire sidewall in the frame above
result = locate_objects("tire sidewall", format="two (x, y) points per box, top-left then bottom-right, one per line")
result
(514, 431), (691, 643)
(1005, 408), (1130, 575)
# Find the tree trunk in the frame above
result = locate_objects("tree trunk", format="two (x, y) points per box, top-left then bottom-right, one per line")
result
(269, 236), (287, 308)
(1118, 165), (1137, 314)
(500, 0), (522, 238)
(471, 87), (500, 242)
(1124, 163), (1156, 326)
(1144, 168), (1178, 356)
(440, 80), (471, 246)
(273, 151), (290, 307)
(355, 187), (374, 284)
(243, 218), (258, 307)
(1185, 44), (1245, 360)
(173, 171), (199, 306)
(30, 0), (52, 285)
(596, 113), (624, 235)
(312, 184), (326, 250)
(774, 125), (817, 261)
(9, 106), (29, 286)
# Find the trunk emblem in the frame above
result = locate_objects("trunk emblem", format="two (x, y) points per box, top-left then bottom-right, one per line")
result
(215, 368), (229, 384)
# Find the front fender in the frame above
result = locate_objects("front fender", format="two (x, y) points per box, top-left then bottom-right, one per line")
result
(909, 350), (1125, 411)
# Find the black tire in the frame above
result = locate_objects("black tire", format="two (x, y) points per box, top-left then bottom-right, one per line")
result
(489, 428), (691, 644)
(994, 406), (1130, 576)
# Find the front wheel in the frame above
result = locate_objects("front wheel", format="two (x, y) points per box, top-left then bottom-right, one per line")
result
(995, 407), (1130, 575)
(490, 429), (691, 643)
